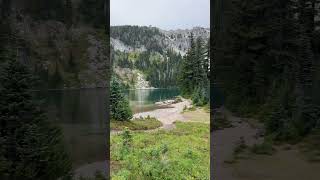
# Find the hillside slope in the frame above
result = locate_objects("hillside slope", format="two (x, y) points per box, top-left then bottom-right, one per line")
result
(111, 25), (210, 88)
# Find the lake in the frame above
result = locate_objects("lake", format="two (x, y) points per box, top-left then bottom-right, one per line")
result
(34, 88), (179, 169)
(126, 88), (180, 113)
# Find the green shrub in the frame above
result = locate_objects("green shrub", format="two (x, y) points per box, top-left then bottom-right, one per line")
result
(192, 87), (209, 106)
(111, 116), (162, 131)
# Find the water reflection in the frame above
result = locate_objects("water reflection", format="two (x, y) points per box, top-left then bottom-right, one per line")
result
(35, 89), (107, 169)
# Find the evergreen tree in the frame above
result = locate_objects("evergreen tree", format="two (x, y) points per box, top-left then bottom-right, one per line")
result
(179, 33), (196, 96)
(110, 78), (132, 121)
(178, 33), (210, 105)
(0, 58), (72, 179)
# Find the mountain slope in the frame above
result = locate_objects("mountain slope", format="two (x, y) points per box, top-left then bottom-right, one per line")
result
(111, 26), (210, 55)
(111, 25), (210, 88)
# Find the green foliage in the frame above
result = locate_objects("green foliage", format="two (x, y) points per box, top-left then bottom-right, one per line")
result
(120, 128), (133, 158)
(111, 122), (210, 179)
(0, 58), (72, 179)
(110, 78), (133, 121)
(192, 87), (209, 106)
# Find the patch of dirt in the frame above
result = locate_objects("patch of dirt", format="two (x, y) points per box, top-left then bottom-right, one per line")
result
(213, 108), (260, 180)
(213, 107), (320, 180)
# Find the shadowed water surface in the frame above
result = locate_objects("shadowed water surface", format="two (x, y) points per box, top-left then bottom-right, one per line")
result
(34, 88), (107, 170)
(33, 88), (179, 176)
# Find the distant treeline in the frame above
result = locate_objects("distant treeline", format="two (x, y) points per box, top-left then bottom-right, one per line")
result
(113, 49), (183, 88)
(111, 26), (165, 53)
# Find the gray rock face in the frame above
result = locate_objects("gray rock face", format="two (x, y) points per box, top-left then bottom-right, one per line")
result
(111, 26), (210, 55)
(161, 27), (210, 56)
(135, 71), (152, 89)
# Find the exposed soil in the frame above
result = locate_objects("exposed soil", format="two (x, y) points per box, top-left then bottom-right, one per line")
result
(213, 108), (260, 180)
(213, 108), (320, 180)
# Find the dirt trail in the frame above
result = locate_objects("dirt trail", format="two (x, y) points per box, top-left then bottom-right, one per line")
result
(213, 108), (260, 180)
(213, 108), (320, 180)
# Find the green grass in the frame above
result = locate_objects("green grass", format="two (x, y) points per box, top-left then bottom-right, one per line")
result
(111, 116), (162, 131)
(111, 122), (210, 179)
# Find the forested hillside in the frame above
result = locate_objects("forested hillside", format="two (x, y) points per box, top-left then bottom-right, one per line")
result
(215, 0), (320, 142)
(110, 25), (210, 88)
(1, 0), (108, 89)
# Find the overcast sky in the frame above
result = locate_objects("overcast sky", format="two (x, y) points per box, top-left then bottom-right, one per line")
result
(111, 0), (210, 30)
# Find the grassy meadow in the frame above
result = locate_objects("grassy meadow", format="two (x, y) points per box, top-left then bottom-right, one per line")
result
(111, 110), (210, 179)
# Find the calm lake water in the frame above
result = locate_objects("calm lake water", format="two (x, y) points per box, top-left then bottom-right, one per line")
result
(126, 88), (180, 113)
(34, 88), (179, 169)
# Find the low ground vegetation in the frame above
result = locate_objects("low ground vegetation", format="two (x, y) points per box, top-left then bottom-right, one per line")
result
(111, 121), (210, 179)
(111, 116), (162, 131)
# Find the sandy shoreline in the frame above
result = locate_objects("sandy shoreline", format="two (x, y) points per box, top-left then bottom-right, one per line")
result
(133, 98), (192, 129)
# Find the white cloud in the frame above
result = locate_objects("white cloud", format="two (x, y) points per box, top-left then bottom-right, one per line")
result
(111, 0), (210, 30)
